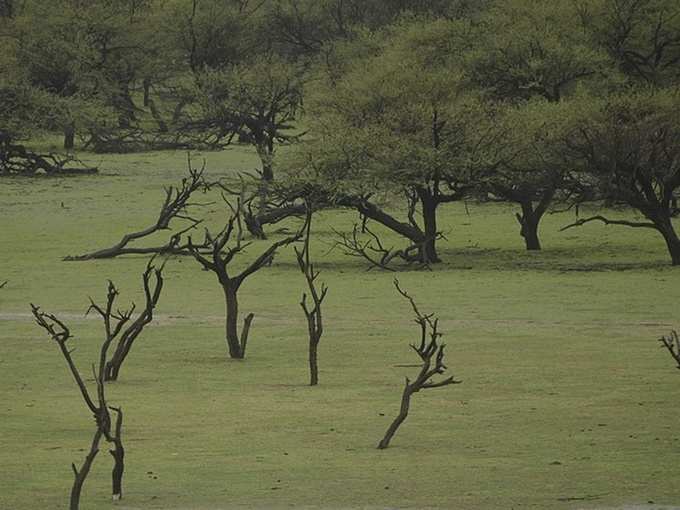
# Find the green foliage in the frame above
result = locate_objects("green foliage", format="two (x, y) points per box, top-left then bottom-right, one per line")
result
(565, 86), (680, 207)
(467, 0), (613, 102)
(584, 0), (680, 85)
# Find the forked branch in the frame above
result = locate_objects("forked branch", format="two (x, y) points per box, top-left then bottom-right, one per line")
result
(31, 279), (134, 508)
(659, 330), (680, 369)
(187, 197), (306, 359)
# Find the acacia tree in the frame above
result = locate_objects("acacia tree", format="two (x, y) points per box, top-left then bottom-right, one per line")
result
(290, 17), (487, 264)
(561, 88), (680, 265)
(584, 0), (680, 87)
(188, 199), (305, 359)
(465, 0), (612, 250)
(195, 55), (304, 179)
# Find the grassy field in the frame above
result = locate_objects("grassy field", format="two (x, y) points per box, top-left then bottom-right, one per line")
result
(1, 147), (680, 510)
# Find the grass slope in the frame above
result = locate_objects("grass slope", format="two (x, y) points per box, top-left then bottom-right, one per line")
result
(1, 148), (679, 509)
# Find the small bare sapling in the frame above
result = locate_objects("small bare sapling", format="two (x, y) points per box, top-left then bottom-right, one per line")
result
(294, 206), (328, 385)
(378, 279), (461, 449)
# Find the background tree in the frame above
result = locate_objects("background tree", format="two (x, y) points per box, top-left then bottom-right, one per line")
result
(561, 88), (680, 265)
(465, 0), (612, 250)
(290, 17), (486, 264)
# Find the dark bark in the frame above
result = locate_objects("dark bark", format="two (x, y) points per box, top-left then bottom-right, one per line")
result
(188, 199), (306, 359)
(659, 330), (680, 369)
(70, 429), (103, 510)
(148, 98), (168, 133)
(103, 263), (164, 381)
(64, 123), (76, 150)
(65, 167), (205, 260)
(516, 201), (542, 251)
(309, 340), (319, 386)
(656, 219), (680, 266)
(223, 283), (247, 359)
(0, 142), (97, 175)
(143, 79), (151, 107)
(108, 407), (124, 501)
(31, 283), (136, 508)
(378, 380), (412, 449)
(416, 187), (440, 263)
(0, 0), (13, 17)
(295, 207), (327, 386)
(377, 280), (460, 449)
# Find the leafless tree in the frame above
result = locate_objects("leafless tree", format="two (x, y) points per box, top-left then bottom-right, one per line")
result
(31, 279), (140, 508)
(294, 205), (328, 385)
(65, 163), (210, 260)
(659, 330), (680, 370)
(103, 260), (165, 381)
(188, 198), (305, 359)
(377, 279), (461, 449)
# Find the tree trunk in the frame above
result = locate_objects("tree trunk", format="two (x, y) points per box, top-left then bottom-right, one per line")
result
(143, 78), (151, 107)
(223, 284), (244, 359)
(378, 380), (413, 449)
(516, 201), (542, 251)
(656, 219), (680, 266)
(309, 337), (319, 386)
(417, 188), (441, 263)
(64, 123), (75, 150)
(70, 429), (103, 510)
(109, 440), (124, 500)
(148, 99), (168, 133)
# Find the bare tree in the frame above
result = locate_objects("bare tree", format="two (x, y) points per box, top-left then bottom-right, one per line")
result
(377, 279), (461, 449)
(188, 199), (305, 359)
(65, 164), (209, 260)
(103, 261), (165, 381)
(294, 205), (328, 385)
(659, 330), (680, 370)
(31, 279), (139, 508)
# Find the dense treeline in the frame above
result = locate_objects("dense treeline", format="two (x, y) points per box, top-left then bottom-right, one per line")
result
(1, 0), (680, 263)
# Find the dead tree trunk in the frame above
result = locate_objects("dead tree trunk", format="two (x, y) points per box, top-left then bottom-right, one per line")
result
(377, 279), (461, 449)
(294, 206), (328, 385)
(188, 198), (306, 359)
(31, 276), (142, 508)
(69, 429), (103, 510)
(103, 261), (165, 381)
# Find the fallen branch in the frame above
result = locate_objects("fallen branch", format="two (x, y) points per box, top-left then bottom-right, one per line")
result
(560, 215), (656, 232)
(65, 163), (209, 260)
(334, 224), (429, 271)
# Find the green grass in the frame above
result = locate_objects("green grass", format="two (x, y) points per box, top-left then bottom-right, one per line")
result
(1, 147), (680, 509)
